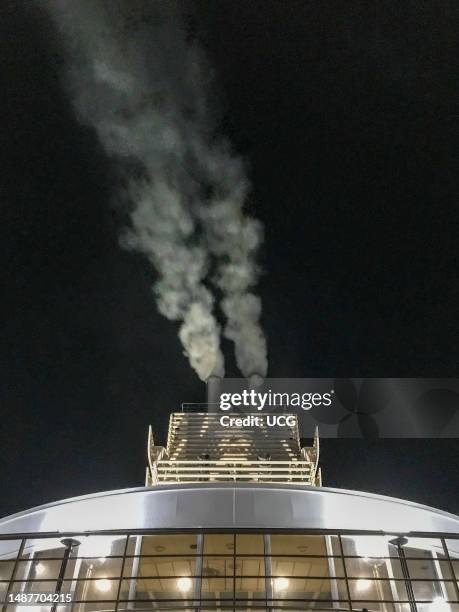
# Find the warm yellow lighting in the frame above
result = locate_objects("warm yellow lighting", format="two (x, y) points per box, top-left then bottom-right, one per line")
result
(95, 579), (111, 592)
(177, 577), (192, 592)
(274, 577), (289, 591)
(355, 579), (372, 591)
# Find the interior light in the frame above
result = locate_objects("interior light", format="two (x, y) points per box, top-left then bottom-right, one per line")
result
(95, 578), (112, 592)
(355, 579), (372, 591)
(177, 577), (192, 592)
(274, 577), (289, 591)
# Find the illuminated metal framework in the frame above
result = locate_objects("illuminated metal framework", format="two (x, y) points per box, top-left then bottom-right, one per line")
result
(146, 413), (321, 486)
(1, 530), (458, 611)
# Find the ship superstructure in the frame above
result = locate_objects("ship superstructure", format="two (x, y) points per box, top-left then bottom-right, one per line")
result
(146, 410), (321, 486)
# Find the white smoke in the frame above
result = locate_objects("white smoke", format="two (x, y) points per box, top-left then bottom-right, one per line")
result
(45, 0), (267, 379)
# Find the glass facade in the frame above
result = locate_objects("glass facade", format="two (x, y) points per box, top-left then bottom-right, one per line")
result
(0, 531), (458, 611)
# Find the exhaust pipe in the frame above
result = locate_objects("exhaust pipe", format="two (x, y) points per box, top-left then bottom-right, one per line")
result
(206, 375), (222, 407)
(247, 373), (264, 389)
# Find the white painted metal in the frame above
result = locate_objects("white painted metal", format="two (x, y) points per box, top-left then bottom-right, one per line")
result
(0, 484), (458, 538)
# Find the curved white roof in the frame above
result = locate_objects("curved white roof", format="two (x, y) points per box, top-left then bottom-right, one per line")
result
(0, 484), (458, 536)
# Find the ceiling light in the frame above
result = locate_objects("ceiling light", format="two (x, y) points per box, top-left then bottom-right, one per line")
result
(95, 579), (111, 592)
(355, 579), (372, 591)
(274, 577), (289, 591)
(177, 577), (192, 592)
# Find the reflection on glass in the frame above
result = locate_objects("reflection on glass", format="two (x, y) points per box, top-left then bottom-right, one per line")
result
(74, 576), (119, 604)
(0, 533), (457, 610)
(341, 535), (391, 559)
(22, 539), (68, 559)
(119, 577), (196, 599)
(446, 541), (459, 560)
(272, 576), (347, 599)
(348, 576), (394, 602)
(411, 580), (447, 602)
(0, 561), (15, 581)
(76, 536), (126, 559)
(0, 541), (22, 562)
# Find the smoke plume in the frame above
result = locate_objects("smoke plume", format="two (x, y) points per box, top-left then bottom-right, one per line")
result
(45, 0), (267, 380)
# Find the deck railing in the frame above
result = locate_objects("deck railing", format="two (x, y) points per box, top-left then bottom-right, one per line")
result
(149, 459), (315, 484)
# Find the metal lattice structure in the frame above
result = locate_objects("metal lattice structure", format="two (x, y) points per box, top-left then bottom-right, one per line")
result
(146, 412), (321, 486)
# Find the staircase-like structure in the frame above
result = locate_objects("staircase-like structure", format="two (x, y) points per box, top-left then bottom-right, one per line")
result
(146, 411), (321, 486)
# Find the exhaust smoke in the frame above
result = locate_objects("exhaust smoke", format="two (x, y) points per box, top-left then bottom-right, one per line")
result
(45, 0), (267, 380)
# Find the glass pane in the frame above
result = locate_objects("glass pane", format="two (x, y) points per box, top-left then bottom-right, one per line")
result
(236, 534), (264, 554)
(341, 535), (392, 559)
(73, 576), (120, 601)
(270, 534), (327, 556)
(346, 556), (401, 579)
(387, 559), (410, 601)
(22, 538), (68, 559)
(133, 555), (197, 578)
(14, 558), (79, 583)
(446, 540), (459, 560)
(235, 556), (264, 577)
(120, 576), (196, 598)
(271, 576), (346, 600)
(75, 535), (127, 559)
(202, 556), (233, 578)
(0, 585), (8, 607)
(443, 578), (459, 603)
(140, 534), (197, 556)
(0, 540), (22, 561)
(412, 580), (447, 601)
(203, 534), (234, 554)
(272, 555), (345, 578)
(76, 557), (123, 581)
(404, 538), (444, 557)
(348, 576), (397, 601)
(407, 558), (452, 580)
(417, 605), (459, 612)
(201, 577), (234, 597)
(235, 574), (266, 593)
(0, 561), (15, 581)
(20, 579), (58, 595)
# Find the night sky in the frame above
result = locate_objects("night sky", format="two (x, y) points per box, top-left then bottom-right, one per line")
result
(1, 1), (458, 518)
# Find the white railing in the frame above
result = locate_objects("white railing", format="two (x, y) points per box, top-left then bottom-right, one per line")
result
(150, 459), (315, 484)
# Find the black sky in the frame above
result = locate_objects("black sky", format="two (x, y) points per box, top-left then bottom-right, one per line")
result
(1, 0), (458, 518)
